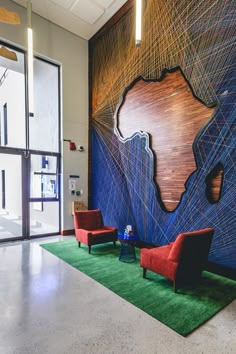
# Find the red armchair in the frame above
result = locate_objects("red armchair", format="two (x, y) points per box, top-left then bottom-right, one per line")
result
(140, 228), (214, 292)
(74, 209), (117, 254)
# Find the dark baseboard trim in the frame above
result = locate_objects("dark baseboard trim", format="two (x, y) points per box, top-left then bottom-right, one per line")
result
(206, 262), (236, 280)
(61, 229), (75, 236)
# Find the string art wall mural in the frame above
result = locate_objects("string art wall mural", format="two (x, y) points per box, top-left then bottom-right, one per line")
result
(90, 0), (236, 269)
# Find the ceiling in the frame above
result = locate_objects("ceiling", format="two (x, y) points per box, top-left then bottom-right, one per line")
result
(11, 0), (128, 40)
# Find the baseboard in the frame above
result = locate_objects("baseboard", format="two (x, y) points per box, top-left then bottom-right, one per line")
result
(206, 261), (236, 280)
(60, 229), (75, 236)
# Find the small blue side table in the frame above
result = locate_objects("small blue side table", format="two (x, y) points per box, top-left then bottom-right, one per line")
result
(118, 234), (139, 263)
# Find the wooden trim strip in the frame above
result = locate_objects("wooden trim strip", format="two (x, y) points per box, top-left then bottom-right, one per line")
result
(60, 229), (75, 236)
(90, 0), (134, 43)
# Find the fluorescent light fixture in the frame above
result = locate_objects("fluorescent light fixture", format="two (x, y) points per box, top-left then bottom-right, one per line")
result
(135, 0), (142, 47)
(27, 1), (34, 116)
(27, 27), (34, 116)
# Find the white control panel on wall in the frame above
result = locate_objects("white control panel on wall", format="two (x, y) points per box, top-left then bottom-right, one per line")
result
(69, 179), (76, 191)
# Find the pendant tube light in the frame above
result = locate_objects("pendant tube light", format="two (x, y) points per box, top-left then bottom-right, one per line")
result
(135, 0), (142, 47)
(27, 0), (34, 117)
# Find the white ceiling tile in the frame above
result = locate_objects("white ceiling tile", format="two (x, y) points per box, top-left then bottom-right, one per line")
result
(93, 0), (115, 9)
(71, 0), (104, 25)
(50, 0), (76, 10)
(11, 0), (128, 40)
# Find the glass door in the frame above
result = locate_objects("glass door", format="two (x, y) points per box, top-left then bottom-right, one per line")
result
(0, 152), (24, 241)
(29, 153), (60, 237)
(28, 57), (61, 238)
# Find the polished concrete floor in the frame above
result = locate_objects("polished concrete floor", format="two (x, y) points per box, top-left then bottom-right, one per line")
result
(0, 236), (235, 354)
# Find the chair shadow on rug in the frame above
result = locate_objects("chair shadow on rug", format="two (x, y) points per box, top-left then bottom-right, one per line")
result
(74, 209), (117, 254)
(140, 228), (214, 292)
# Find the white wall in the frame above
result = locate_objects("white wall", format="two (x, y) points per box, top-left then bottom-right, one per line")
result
(0, 0), (89, 231)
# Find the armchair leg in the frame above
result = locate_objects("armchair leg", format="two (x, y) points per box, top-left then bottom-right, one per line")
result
(88, 245), (91, 254)
(143, 268), (147, 278)
(113, 241), (116, 248)
(78, 241), (81, 248)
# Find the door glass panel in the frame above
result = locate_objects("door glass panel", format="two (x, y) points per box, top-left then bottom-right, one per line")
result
(0, 47), (26, 149)
(0, 154), (22, 240)
(30, 202), (59, 236)
(29, 58), (59, 152)
(30, 154), (58, 199)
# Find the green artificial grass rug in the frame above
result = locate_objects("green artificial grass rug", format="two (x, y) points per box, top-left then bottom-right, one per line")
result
(41, 240), (236, 336)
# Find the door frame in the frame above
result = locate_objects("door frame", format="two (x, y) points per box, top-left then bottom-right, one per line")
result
(0, 41), (61, 242)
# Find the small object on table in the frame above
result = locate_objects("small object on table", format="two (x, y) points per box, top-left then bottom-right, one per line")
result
(118, 227), (138, 263)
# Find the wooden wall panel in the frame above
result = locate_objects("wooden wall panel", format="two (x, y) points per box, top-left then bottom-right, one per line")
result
(117, 69), (215, 210)
(205, 162), (224, 203)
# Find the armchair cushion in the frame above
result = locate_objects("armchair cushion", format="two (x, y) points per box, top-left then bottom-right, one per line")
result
(90, 226), (116, 236)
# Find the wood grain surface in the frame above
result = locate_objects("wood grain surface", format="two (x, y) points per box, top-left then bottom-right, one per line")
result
(117, 69), (215, 211)
(205, 162), (224, 203)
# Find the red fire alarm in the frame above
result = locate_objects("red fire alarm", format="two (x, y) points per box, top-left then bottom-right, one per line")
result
(69, 141), (76, 150)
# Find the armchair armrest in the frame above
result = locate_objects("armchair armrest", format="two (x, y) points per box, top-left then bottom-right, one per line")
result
(75, 228), (92, 245)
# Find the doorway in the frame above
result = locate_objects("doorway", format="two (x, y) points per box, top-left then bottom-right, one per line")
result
(0, 42), (61, 242)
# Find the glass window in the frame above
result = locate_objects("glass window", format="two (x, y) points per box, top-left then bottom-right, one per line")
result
(0, 48), (26, 149)
(29, 59), (59, 152)
(30, 154), (58, 199)
(30, 201), (59, 236)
